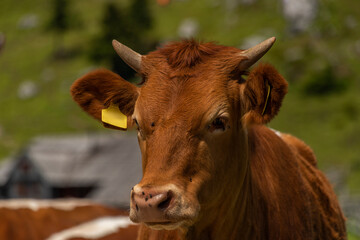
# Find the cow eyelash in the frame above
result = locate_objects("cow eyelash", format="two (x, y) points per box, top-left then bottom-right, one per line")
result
(133, 118), (146, 139)
(133, 118), (139, 129)
(133, 118), (142, 133)
(208, 117), (228, 133)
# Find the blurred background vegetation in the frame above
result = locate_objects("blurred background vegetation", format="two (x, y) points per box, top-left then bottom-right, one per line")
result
(0, 0), (359, 237)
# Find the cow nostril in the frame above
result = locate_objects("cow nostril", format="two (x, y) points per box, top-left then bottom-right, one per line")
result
(157, 197), (171, 210)
(157, 191), (173, 210)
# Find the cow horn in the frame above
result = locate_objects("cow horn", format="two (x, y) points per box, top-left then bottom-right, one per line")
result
(238, 37), (276, 70)
(112, 40), (142, 72)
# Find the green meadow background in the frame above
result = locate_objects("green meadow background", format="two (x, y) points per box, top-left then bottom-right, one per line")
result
(0, 0), (359, 237)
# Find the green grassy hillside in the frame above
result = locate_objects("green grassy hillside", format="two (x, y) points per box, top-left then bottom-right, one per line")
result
(1, 0), (359, 187)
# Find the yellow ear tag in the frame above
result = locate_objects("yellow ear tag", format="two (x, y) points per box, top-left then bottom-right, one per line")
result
(101, 103), (127, 130)
(261, 81), (271, 116)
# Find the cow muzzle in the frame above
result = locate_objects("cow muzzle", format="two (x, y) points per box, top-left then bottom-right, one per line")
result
(129, 184), (199, 230)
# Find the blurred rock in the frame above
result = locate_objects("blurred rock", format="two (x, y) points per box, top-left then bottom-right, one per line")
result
(284, 46), (304, 62)
(225, 0), (241, 10)
(17, 14), (39, 30)
(18, 81), (39, 100)
(178, 18), (199, 39)
(41, 68), (55, 82)
(325, 167), (348, 194)
(282, 0), (318, 34)
(339, 194), (360, 236)
(345, 15), (357, 30)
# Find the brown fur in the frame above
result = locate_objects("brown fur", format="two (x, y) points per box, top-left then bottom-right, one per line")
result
(71, 40), (346, 240)
(242, 64), (288, 124)
(70, 69), (138, 123)
(157, 40), (223, 69)
(248, 126), (345, 239)
(0, 200), (138, 240)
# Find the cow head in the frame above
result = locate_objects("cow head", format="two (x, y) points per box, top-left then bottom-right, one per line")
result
(71, 38), (287, 231)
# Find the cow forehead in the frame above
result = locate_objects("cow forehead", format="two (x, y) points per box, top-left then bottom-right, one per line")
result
(134, 40), (243, 126)
(135, 71), (230, 127)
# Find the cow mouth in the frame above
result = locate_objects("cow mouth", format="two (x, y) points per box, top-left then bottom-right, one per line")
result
(129, 200), (198, 227)
(145, 221), (173, 225)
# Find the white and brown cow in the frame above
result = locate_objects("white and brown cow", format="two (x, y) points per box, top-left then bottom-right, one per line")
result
(0, 199), (138, 240)
(71, 37), (346, 239)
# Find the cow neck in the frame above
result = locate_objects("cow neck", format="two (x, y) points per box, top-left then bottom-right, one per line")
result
(186, 129), (252, 240)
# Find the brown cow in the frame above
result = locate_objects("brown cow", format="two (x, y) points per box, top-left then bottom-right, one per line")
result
(0, 199), (138, 240)
(71, 38), (346, 239)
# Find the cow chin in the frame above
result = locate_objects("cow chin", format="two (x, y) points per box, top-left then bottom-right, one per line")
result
(144, 221), (185, 230)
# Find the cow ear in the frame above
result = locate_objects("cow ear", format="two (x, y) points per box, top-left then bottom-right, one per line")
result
(242, 64), (288, 125)
(70, 69), (139, 129)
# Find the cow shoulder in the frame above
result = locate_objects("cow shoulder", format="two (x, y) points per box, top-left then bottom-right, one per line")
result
(248, 125), (314, 239)
(280, 133), (317, 167)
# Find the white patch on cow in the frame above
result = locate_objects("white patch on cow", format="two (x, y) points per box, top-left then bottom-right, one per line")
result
(46, 216), (134, 240)
(0, 199), (93, 211)
(269, 128), (282, 137)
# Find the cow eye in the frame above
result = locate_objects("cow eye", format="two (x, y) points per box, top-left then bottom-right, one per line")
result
(208, 117), (227, 133)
